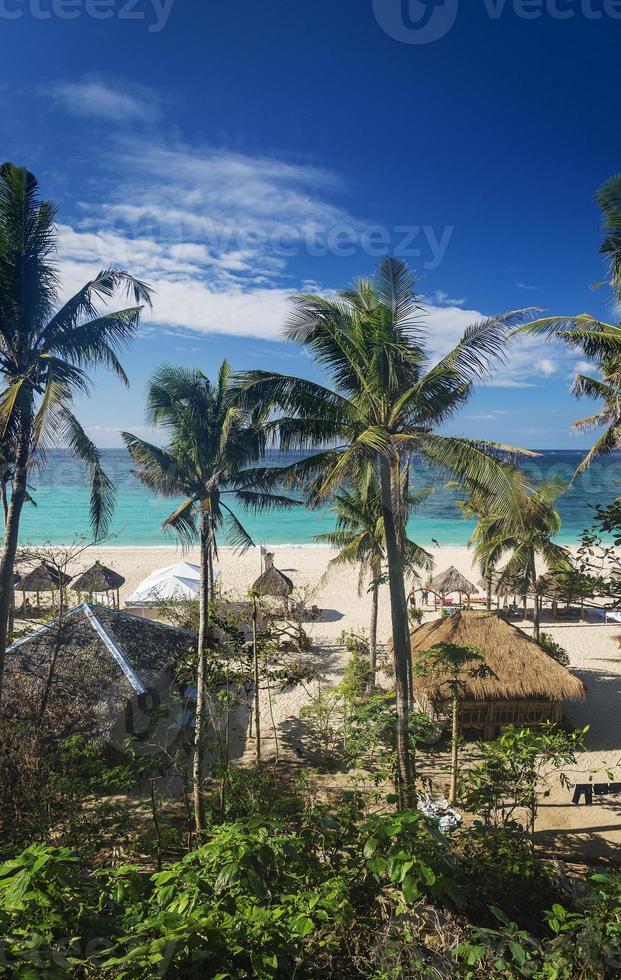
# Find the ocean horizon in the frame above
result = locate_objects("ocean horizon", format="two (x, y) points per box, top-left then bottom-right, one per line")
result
(8, 448), (620, 549)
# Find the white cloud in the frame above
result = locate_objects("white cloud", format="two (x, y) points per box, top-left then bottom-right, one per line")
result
(428, 289), (466, 307)
(47, 132), (577, 388)
(516, 281), (537, 291)
(572, 359), (596, 378)
(48, 77), (159, 122)
(535, 358), (557, 376)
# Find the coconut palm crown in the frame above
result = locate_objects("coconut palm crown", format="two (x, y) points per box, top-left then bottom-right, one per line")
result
(473, 482), (571, 641)
(233, 257), (536, 803)
(518, 172), (621, 475)
(0, 162), (152, 698)
(123, 362), (297, 553)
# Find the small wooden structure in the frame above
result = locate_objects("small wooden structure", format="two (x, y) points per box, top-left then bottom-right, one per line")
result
(16, 562), (73, 614)
(406, 610), (586, 740)
(428, 566), (478, 609)
(252, 553), (294, 607)
(71, 561), (125, 609)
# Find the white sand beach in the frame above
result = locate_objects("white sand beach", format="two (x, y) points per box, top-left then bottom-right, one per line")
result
(53, 543), (621, 860)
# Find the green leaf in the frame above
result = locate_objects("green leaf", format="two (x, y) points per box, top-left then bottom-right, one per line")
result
(401, 875), (421, 904)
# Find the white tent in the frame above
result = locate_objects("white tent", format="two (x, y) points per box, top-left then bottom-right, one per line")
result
(125, 561), (218, 609)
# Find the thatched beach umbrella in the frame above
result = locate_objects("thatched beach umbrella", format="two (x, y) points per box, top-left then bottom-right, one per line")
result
(429, 566), (478, 608)
(404, 609), (586, 739)
(16, 562), (72, 613)
(71, 561), (126, 609)
(252, 553), (294, 606)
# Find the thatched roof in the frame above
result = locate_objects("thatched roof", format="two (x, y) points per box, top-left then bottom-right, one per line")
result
(4, 604), (196, 740)
(252, 556), (293, 598)
(16, 562), (72, 592)
(71, 561), (125, 593)
(406, 610), (585, 703)
(429, 566), (478, 597)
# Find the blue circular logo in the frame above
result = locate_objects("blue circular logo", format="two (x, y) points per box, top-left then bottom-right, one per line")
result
(372, 0), (460, 45)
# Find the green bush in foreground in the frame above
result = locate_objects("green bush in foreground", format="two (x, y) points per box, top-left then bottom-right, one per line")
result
(1, 813), (620, 979)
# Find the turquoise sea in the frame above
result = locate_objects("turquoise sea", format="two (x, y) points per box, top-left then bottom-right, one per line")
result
(11, 449), (621, 548)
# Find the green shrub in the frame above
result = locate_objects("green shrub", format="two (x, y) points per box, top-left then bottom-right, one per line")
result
(538, 632), (571, 668)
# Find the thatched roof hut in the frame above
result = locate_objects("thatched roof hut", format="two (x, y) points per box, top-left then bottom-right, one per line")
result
(16, 562), (72, 593)
(252, 553), (294, 599)
(4, 604), (196, 744)
(428, 566), (478, 603)
(72, 561), (125, 594)
(405, 610), (585, 738)
(71, 561), (125, 608)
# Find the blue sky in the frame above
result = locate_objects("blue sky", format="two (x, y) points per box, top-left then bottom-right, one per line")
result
(2, 0), (620, 448)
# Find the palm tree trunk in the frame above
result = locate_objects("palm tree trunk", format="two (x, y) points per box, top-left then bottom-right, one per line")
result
(193, 511), (211, 832)
(1, 478), (8, 526)
(486, 568), (493, 612)
(0, 419), (31, 705)
(252, 596), (261, 764)
(208, 549), (215, 598)
(531, 548), (540, 642)
(449, 695), (459, 805)
(380, 455), (415, 808)
(368, 578), (379, 693)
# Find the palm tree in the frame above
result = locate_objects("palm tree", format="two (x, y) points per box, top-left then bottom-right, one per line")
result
(455, 493), (500, 612)
(0, 163), (151, 700)
(234, 258), (535, 805)
(475, 483), (571, 642)
(317, 468), (433, 688)
(413, 642), (488, 805)
(451, 476), (526, 611)
(123, 362), (297, 831)
(518, 173), (621, 475)
(599, 171), (621, 303)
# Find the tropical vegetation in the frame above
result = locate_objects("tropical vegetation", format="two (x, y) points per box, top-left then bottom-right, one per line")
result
(519, 171), (621, 475)
(123, 362), (298, 829)
(0, 162), (152, 700)
(4, 167), (621, 979)
(234, 258), (535, 803)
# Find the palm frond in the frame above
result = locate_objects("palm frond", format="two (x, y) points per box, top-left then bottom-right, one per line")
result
(219, 502), (255, 553)
(437, 308), (538, 385)
(60, 410), (115, 540)
(162, 496), (197, 550)
(122, 432), (186, 496)
(597, 171), (621, 301)
(574, 424), (621, 475)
